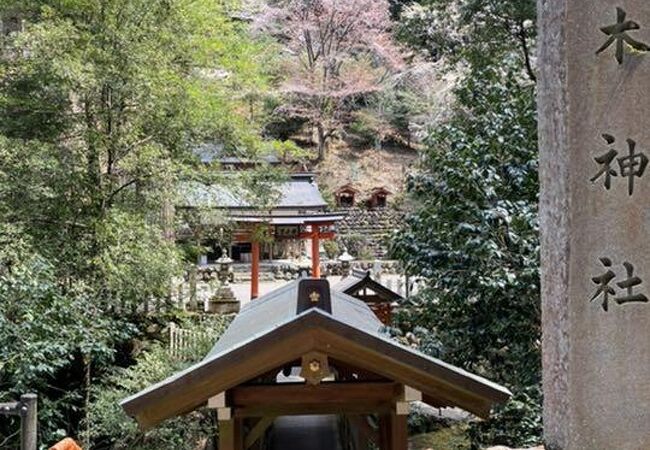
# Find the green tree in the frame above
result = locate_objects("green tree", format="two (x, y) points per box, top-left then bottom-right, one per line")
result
(0, 236), (134, 445)
(391, 0), (541, 447)
(0, 0), (281, 445)
(396, 0), (536, 81)
(87, 317), (230, 449)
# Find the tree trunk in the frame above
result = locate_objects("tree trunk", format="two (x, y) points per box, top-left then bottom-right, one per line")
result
(316, 123), (327, 162)
(82, 355), (92, 448)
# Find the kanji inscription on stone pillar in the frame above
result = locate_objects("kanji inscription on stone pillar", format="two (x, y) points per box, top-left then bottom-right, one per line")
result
(539, 1), (650, 449)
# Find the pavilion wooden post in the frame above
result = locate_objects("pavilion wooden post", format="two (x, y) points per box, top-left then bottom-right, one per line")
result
(251, 240), (260, 300)
(378, 407), (408, 450)
(210, 393), (243, 450)
(218, 417), (243, 450)
(311, 228), (320, 278)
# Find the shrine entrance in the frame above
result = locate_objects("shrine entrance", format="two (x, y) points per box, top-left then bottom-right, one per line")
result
(121, 279), (511, 450)
(269, 415), (341, 450)
(211, 363), (414, 450)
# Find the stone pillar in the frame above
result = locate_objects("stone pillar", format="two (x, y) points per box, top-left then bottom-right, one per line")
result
(539, 2), (650, 449)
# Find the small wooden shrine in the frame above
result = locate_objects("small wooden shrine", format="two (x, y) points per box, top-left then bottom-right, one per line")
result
(368, 187), (391, 209)
(121, 279), (510, 450)
(334, 270), (403, 325)
(334, 183), (360, 208)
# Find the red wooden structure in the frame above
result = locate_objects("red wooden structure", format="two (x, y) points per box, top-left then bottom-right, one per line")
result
(234, 216), (341, 300)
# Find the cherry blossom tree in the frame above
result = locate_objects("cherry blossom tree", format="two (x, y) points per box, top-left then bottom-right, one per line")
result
(259, 0), (404, 160)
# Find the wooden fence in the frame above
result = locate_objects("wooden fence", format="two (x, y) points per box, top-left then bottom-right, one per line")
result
(382, 277), (427, 298)
(168, 323), (220, 360)
(0, 393), (37, 450)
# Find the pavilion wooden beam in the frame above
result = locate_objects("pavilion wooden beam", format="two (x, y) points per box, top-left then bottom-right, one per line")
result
(230, 382), (400, 407)
(244, 416), (275, 449)
(234, 402), (393, 418)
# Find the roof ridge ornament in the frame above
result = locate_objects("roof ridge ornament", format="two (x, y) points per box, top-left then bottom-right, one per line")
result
(297, 279), (332, 314)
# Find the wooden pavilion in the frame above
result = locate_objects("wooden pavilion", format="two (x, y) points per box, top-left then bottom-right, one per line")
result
(334, 270), (403, 325)
(121, 279), (511, 450)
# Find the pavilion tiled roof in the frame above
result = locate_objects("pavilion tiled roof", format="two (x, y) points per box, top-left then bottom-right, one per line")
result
(179, 173), (327, 210)
(121, 279), (511, 429)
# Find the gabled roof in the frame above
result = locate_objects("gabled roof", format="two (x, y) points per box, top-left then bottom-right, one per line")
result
(333, 271), (404, 303)
(120, 280), (511, 429)
(179, 173), (327, 210)
(370, 186), (392, 195)
(335, 183), (360, 195)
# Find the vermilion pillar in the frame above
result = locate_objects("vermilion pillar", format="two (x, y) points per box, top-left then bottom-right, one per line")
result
(311, 231), (320, 278)
(251, 240), (260, 300)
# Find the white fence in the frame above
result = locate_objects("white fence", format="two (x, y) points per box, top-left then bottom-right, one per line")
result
(168, 323), (219, 360)
(382, 277), (427, 297)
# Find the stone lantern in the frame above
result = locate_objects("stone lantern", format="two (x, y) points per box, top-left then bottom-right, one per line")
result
(216, 249), (233, 286)
(208, 249), (239, 315)
(338, 249), (355, 277)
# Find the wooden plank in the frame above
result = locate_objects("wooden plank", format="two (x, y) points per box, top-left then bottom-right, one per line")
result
(207, 392), (226, 409)
(400, 385), (422, 402)
(234, 402), (393, 418)
(217, 407), (232, 421)
(231, 382), (399, 407)
(244, 416), (275, 449)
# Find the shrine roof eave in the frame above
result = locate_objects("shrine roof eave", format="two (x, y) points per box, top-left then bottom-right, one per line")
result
(333, 272), (404, 302)
(120, 282), (511, 430)
(231, 213), (346, 225)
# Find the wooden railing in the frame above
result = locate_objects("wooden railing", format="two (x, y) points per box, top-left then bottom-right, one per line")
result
(0, 394), (37, 450)
(168, 323), (220, 360)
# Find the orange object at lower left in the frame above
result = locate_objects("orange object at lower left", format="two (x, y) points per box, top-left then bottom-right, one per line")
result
(49, 438), (82, 450)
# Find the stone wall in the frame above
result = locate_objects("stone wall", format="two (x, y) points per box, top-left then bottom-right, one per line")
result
(335, 207), (403, 258)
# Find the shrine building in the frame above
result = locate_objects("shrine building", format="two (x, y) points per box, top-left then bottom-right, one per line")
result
(334, 269), (403, 325)
(178, 173), (345, 299)
(121, 279), (511, 450)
